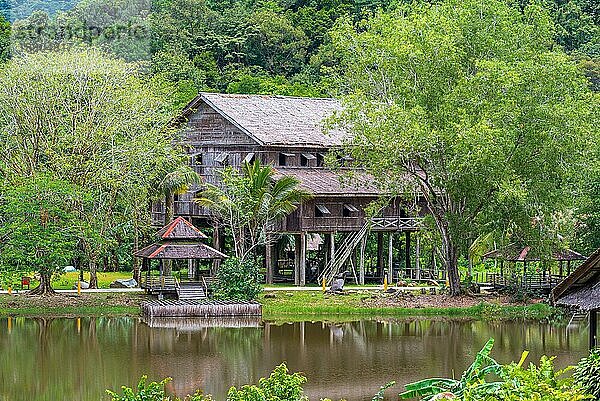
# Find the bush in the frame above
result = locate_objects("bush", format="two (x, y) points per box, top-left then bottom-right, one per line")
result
(212, 256), (263, 301)
(106, 376), (211, 401)
(226, 363), (308, 401)
(574, 348), (600, 400)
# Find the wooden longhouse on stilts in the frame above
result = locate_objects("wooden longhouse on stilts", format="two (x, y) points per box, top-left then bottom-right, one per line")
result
(152, 92), (427, 285)
(552, 247), (600, 349)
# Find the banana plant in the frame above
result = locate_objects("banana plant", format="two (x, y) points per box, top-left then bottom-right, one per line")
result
(399, 338), (504, 400)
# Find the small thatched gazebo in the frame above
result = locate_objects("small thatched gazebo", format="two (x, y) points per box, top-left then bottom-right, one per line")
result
(135, 217), (227, 296)
(552, 248), (600, 349)
(483, 245), (586, 276)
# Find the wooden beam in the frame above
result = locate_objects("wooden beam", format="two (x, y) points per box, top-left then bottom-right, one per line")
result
(388, 233), (394, 282)
(294, 234), (301, 286)
(377, 232), (384, 277)
(299, 232), (307, 286)
(415, 234), (421, 281)
(405, 231), (411, 278)
(591, 309), (598, 350)
(359, 233), (367, 285)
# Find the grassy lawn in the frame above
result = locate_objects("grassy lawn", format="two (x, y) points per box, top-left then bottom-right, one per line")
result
(259, 291), (560, 321)
(51, 271), (134, 289)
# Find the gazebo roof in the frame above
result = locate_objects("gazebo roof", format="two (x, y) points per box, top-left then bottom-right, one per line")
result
(155, 216), (208, 240)
(552, 247), (600, 311)
(134, 242), (227, 260)
(482, 245), (586, 262)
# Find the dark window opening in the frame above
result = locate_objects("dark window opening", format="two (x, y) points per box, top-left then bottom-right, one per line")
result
(343, 203), (359, 217)
(193, 153), (203, 165)
(243, 152), (255, 164)
(279, 152), (295, 166)
(301, 153), (316, 167)
(315, 204), (331, 217)
(215, 152), (229, 165)
(316, 153), (325, 167)
(338, 154), (353, 167)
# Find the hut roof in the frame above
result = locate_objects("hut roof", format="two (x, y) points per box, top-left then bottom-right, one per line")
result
(272, 168), (381, 196)
(156, 217), (208, 240)
(134, 242), (227, 260)
(181, 93), (347, 147)
(552, 247), (600, 311)
(482, 245), (586, 262)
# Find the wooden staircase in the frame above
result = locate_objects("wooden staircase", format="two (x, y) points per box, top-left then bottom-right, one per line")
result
(177, 281), (207, 300)
(319, 222), (370, 285)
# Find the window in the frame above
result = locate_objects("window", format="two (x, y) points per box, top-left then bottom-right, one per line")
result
(243, 152), (255, 164)
(316, 153), (325, 167)
(315, 204), (331, 217)
(338, 154), (353, 167)
(343, 203), (359, 217)
(215, 152), (229, 165)
(301, 153), (316, 167)
(279, 152), (295, 166)
(193, 153), (203, 166)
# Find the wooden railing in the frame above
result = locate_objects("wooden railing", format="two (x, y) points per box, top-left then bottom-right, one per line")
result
(140, 275), (179, 293)
(370, 217), (423, 231)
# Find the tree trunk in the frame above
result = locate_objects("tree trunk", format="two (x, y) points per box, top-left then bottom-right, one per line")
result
(89, 260), (98, 289)
(437, 218), (461, 296)
(29, 272), (55, 295)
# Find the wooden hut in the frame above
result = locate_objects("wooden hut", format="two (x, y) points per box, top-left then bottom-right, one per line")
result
(153, 93), (426, 285)
(135, 217), (227, 299)
(552, 247), (600, 349)
(483, 245), (586, 292)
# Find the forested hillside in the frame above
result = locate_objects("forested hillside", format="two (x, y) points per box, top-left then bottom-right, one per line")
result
(2, 0), (598, 107)
(0, 0), (78, 21)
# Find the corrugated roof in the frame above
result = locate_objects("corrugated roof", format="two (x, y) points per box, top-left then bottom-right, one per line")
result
(272, 168), (381, 196)
(186, 93), (347, 147)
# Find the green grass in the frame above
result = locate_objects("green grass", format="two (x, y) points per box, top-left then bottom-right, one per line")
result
(52, 271), (134, 289)
(260, 291), (559, 321)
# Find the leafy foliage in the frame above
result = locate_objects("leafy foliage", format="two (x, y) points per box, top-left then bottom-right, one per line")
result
(0, 13), (9, 62)
(107, 375), (211, 401)
(227, 363), (308, 401)
(574, 348), (600, 399)
(212, 255), (263, 301)
(198, 160), (311, 260)
(331, 0), (598, 294)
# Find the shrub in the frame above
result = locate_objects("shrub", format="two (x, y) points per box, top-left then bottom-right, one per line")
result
(227, 363), (307, 401)
(106, 376), (212, 401)
(574, 348), (600, 400)
(212, 255), (263, 301)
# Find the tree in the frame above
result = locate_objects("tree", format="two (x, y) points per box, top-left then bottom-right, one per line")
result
(198, 160), (311, 261)
(330, 0), (598, 295)
(0, 14), (9, 62)
(0, 176), (84, 294)
(0, 49), (183, 289)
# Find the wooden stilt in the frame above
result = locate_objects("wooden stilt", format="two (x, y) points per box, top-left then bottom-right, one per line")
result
(294, 234), (301, 286)
(377, 232), (384, 278)
(388, 232), (393, 282)
(299, 232), (307, 286)
(590, 309), (598, 350)
(212, 225), (222, 275)
(359, 233), (367, 285)
(330, 232), (336, 266)
(415, 234), (421, 281)
(405, 231), (411, 279)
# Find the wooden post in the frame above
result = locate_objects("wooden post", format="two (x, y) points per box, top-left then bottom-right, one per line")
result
(330, 232), (336, 266)
(294, 234), (301, 286)
(212, 224), (222, 275)
(388, 233), (393, 282)
(590, 309), (598, 350)
(405, 231), (411, 279)
(377, 232), (384, 278)
(415, 234), (421, 281)
(265, 236), (274, 284)
(567, 260), (572, 275)
(299, 232), (307, 286)
(359, 233), (367, 285)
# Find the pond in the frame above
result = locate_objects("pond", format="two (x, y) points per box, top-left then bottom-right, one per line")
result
(0, 317), (589, 401)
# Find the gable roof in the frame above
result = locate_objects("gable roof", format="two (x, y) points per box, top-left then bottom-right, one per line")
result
(180, 92), (347, 147)
(483, 245), (586, 262)
(552, 247), (600, 311)
(155, 216), (208, 240)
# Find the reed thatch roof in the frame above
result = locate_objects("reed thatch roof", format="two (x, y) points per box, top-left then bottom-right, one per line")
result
(134, 242), (227, 260)
(181, 93), (346, 147)
(483, 245), (585, 262)
(552, 247), (600, 311)
(156, 216), (208, 240)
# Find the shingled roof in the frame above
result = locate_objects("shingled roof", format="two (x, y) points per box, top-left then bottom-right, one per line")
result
(552, 247), (600, 311)
(181, 92), (347, 147)
(272, 168), (381, 196)
(156, 217), (208, 240)
(483, 245), (586, 262)
(134, 242), (227, 260)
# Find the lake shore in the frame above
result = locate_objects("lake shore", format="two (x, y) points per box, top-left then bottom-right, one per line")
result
(0, 290), (561, 321)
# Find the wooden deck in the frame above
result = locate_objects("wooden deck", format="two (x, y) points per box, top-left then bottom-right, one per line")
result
(141, 299), (262, 318)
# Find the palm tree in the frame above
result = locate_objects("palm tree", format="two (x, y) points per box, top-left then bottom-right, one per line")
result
(155, 165), (201, 275)
(198, 160), (312, 260)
